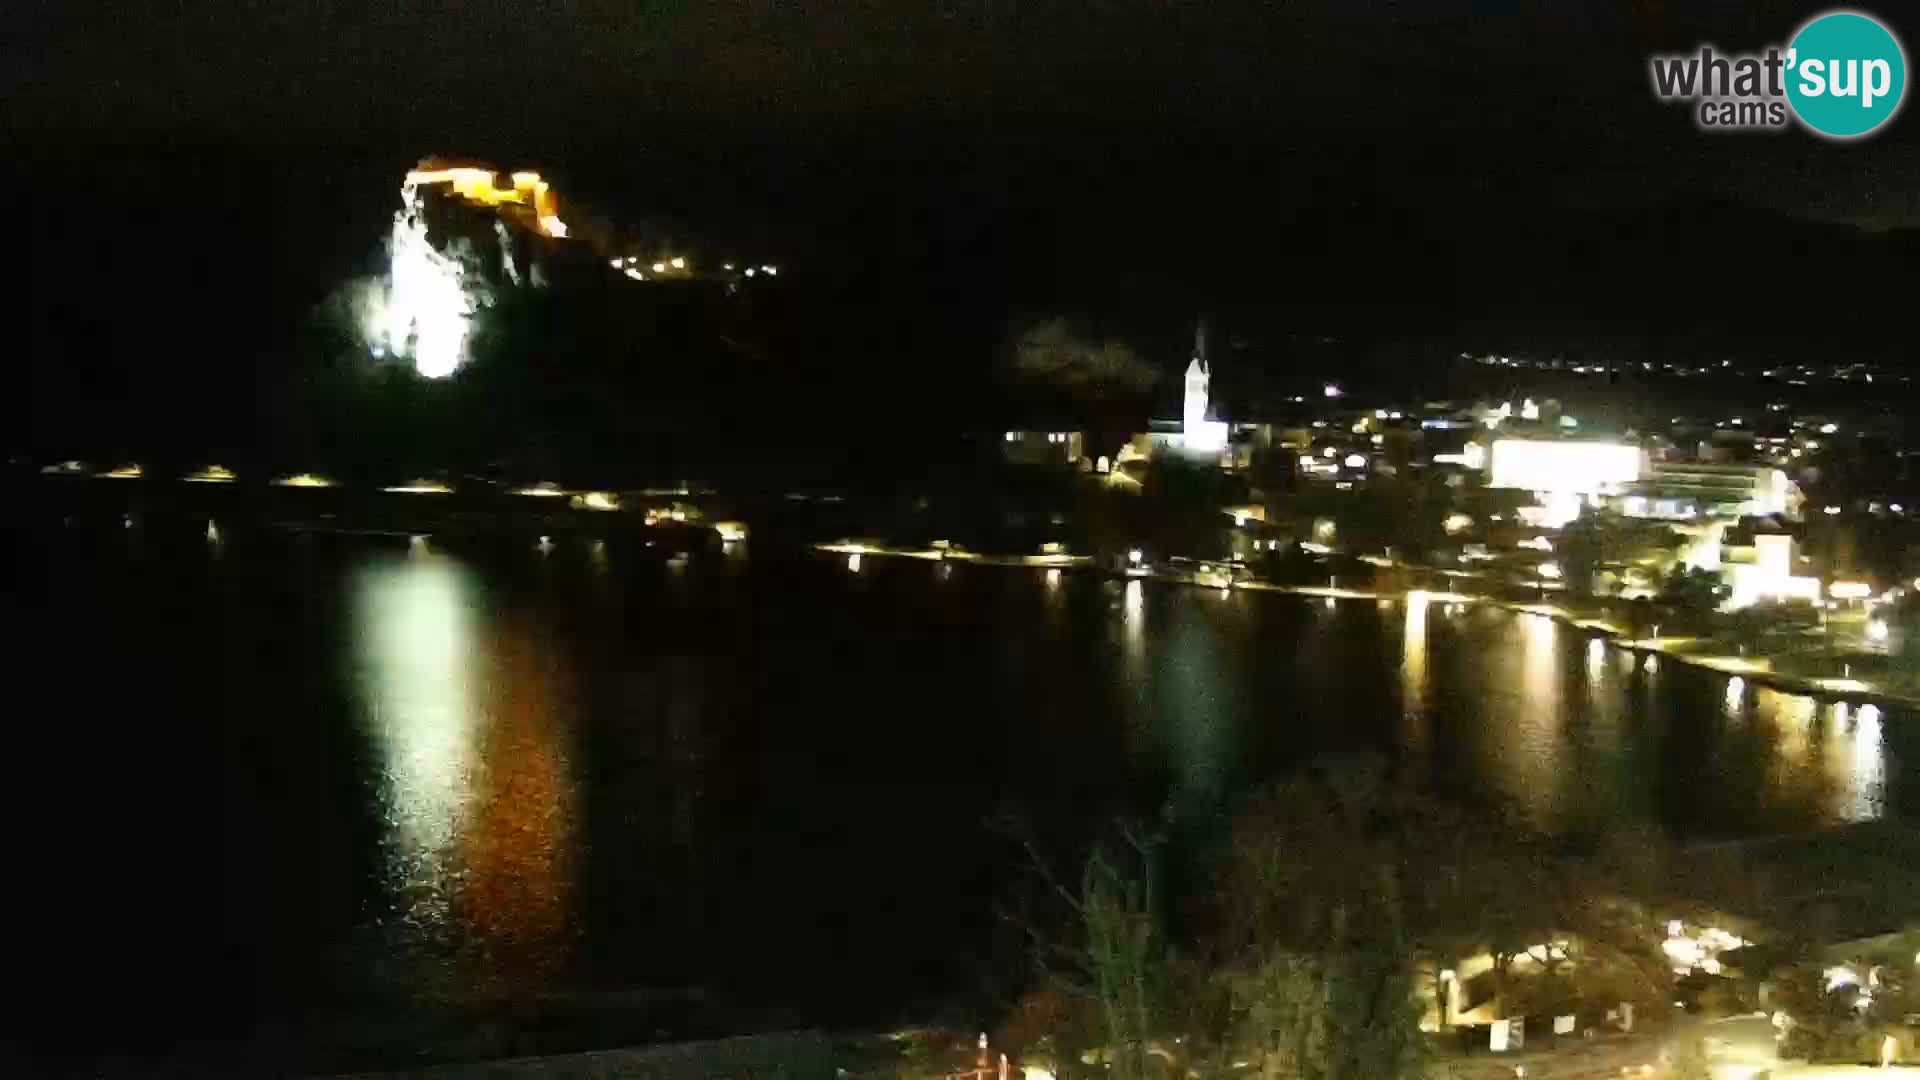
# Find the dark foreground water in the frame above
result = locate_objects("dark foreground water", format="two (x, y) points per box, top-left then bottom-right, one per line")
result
(7, 522), (1915, 1070)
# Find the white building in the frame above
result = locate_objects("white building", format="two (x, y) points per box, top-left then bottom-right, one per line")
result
(1146, 323), (1229, 461)
(1622, 462), (1802, 521)
(1723, 532), (1821, 608)
(1487, 438), (1646, 527)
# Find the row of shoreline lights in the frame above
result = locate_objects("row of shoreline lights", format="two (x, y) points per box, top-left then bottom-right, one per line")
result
(53, 463), (638, 506)
(608, 255), (779, 281)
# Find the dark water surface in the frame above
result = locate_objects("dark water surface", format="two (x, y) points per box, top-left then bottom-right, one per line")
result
(8, 523), (1914, 1068)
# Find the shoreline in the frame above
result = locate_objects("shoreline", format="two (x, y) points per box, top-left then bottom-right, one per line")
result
(815, 542), (1920, 712)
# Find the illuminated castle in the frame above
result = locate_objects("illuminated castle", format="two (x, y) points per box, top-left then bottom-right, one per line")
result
(376, 162), (572, 379)
(404, 165), (569, 239)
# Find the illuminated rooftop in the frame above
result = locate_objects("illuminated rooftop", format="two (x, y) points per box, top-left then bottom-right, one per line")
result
(406, 164), (568, 238)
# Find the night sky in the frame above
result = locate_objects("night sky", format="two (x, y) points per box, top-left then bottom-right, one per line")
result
(14, 2), (1920, 221)
(8, 1), (1920, 450)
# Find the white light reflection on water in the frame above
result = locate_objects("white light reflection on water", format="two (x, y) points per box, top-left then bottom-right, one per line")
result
(356, 555), (479, 946)
(1748, 689), (1887, 825)
(353, 552), (578, 987)
(1123, 579), (1145, 654)
(1850, 704), (1886, 821)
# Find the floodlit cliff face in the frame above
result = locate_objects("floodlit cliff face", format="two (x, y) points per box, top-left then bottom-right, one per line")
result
(372, 164), (570, 378)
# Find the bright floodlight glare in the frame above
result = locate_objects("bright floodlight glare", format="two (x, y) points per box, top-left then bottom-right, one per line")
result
(652, 262), (667, 274)
(670, 256), (686, 269)
(1323, 383), (1342, 398)
(385, 184), (478, 379)
(1488, 439), (1642, 495)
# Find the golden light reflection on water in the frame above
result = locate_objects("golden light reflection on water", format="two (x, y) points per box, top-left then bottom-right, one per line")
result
(457, 616), (578, 988)
(1400, 591), (1428, 753)
(1504, 613), (1563, 825)
(354, 554), (578, 993)
(1765, 688), (1815, 772)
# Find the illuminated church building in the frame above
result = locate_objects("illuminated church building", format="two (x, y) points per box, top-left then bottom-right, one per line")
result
(1147, 323), (1230, 459)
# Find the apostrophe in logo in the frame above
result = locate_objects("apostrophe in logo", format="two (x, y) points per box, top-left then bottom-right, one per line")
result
(1785, 11), (1906, 138)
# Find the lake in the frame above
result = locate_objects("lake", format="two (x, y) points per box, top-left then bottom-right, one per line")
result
(7, 519), (1912, 1070)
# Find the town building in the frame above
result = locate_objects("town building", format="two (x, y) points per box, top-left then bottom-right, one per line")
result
(1487, 438), (1646, 527)
(1001, 428), (1086, 468)
(1622, 462), (1803, 521)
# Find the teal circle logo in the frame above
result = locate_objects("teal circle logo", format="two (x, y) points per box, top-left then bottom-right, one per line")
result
(1786, 11), (1906, 138)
